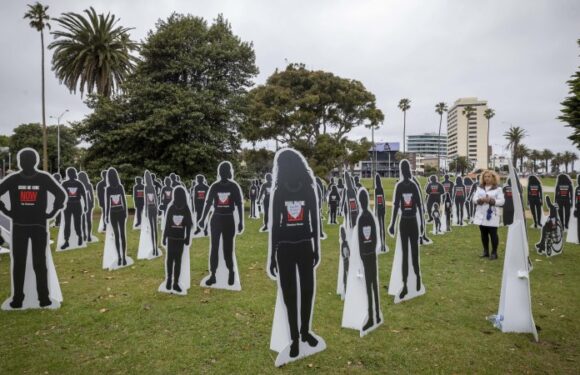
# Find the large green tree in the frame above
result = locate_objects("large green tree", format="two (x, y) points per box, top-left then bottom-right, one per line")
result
(558, 39), (580, 149)
(24, 2), (50, 171)
(77, 14), (259, 182)
(9, 123), (78, 173)
(49, 7), (139, 98)
(242, 63), (383, 176)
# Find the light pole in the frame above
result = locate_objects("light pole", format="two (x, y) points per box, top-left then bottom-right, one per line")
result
(50, 109), (68, 175)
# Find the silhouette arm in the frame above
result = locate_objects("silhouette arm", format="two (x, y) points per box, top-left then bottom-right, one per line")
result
(47, 175), (67, 215)
(0, 176), (14, 215)
(105, 188), (111, 223)
(235, 184), (244, 232)
(198, 185), (215, 225)
(269, 192), (281, 278)
(388, 186), (399, 236)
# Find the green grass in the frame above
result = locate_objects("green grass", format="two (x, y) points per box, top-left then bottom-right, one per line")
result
(1, 187), (579, 374)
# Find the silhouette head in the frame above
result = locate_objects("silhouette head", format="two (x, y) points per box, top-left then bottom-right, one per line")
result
(375, 173), (382, 189)
(455, 176), (463, 185)
(430, 175), (437, 183)
(53, 173), (61, 182)
(66, 167), (78, 180)
(557, 174), (569, 186)
(265, 173), (272, 183)
(331, 185), (338, 195)
(196, 174), (205, 184)
(340, 226), (347, 241)
(135, 177), (142, 184)
(172, 186), (187, 208)
(17, 148), (39, 174)
(354, 176), (360, 184)
(400, 160), (412, 180)
(164, 177), (171, 187)
(176, 175), (181, 182)
(101, 170), (107, 179)
(433, 202), (439, 211)
(338, 178), (344, 187)
(273, 148), (314, 192)
(444, 174), (450, 181)
(169, 173), (177, 181)
(507, 178), (512, 187)
(145, 170), (153, 186)
(107, 168), (120, 188)
(528, 175), (539, 186)
(358, 189), (370, 211)
(218, 161), (233, 180)
(78, 171), (90, 185)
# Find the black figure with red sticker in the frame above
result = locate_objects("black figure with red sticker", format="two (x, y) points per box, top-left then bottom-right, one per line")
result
(144, 171), (159, 256)
(0, 148), (66, 308)
(441, 174), (454, 196)
(192, 174), (209, 236)
(163, 186), (193, 292)
(199, 161), (244, 286)
(133, 176), (145, 227)
(61, 167), (87, 249)
(463, 177), (474, 220)
(374, 174), (387, 253)
(388, 160), (424, 300)
(343, 171), (359, 229)
(78, 171), (95, 242)
(555, 174), (573, 230)
(105, 168), (128, 266)
(425, 175), (444, 223)
(503, 178), (515, 226)
(527, 175), (544, 229)
(452, 176), (466, 226)
(357, 189), (381, 332)
(160, 177), (173, 216)
(258, 173), (273, 232)
(249, 180), (258, 218)
(268, 148), (321, 359)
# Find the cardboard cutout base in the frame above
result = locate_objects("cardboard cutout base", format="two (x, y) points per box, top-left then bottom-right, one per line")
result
(98, 214), (105, 233)
(566, 214), (578, 243)
(137, 212), (162, 260)
(1, 234), (62, 310)
(56, 211), (87, 251)
(158, 244), (191, 295)
(388, 233), (426, 303)
(102, 225), (134, 270)
(270, 284), (327, 367)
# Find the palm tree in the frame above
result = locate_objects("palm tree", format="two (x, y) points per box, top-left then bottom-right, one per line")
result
(462, 105), (476, 168)
(503, 125), (527, 166)
(484, 108), (495, 168)
(541, 149), (554, 174)
(529, 149), (541, 173)
(49, 7), (138, 97)
(552, 153), (563, 174)
(398, 98), (411, 153)
(571, 152), (578, 172)
(435, 102), (448, 172)
(562, 151), (576, 173)
(24, 2), (51, 171)
(515, 144), (529, 172)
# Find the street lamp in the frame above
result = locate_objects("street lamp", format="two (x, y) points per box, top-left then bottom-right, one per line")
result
(50, 109), (69, 175)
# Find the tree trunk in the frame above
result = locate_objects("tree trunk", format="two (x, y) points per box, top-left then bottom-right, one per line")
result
(41, 30), (48, 171)
(403, 111), (406, 153)
(487, 118), (491, 169)
(437, 114), (442, 173)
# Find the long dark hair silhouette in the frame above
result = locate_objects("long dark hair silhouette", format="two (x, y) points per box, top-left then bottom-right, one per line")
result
(192, 174), (209, 236)
(527, 175), (543, 228)
(105, 168), (128, 266)
(144, 170), (159, 256)
(452, 176), (465, 225)
(133, 176), (145, 227)
(268, 148), (321, 359)
(555, 174), (573, 229)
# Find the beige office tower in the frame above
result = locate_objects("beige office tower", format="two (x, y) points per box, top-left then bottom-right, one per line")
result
(447, 97), (489, 170)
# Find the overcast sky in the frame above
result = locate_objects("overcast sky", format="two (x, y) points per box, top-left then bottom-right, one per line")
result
(2, 0), (579, 158)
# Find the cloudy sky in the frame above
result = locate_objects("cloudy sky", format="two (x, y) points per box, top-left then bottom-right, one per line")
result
(2, 0), (579, 157)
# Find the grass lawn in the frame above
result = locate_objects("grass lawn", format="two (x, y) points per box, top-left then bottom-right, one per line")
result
(0, 180), (579, 374)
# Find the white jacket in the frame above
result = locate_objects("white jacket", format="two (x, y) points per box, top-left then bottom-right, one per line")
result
(472, 186), (505, 227)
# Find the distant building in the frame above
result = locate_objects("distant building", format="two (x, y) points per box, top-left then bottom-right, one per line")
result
(355, 142), (400, 178)
(407, 133), (447, 158)
(447, 97), (489, 170)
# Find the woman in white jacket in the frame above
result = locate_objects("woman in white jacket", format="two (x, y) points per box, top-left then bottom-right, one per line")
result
(472, 170), (505, 260)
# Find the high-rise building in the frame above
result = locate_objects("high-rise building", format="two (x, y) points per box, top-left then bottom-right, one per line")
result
(447, 97), (489, 170)
(407, 133), (447, 157)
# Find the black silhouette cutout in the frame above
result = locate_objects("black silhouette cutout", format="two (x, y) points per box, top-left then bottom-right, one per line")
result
(258, 173), (273, 232)
(336, 178), (345, 216)
(432, 203), (442, 234)
(442, 174), (454, 196)
(535, 196), (564, 256)
(463, 177), (474, 220)
(78, 171), (95, 242)
(199, 162), (244, 287)
(466, 175), (479, 222)
(0, 148), (66, 308)
(96, 170), (107, 232)
(503, 178), (514, 226)
(443, 192), (452, 232)
(452, 176), (466, 226)
(60, 167), (87, 249)
(268, 148), (321, 360)
(527, 175), (544, 229)
(249, 180), (259, 218)
(425, 175), (444, 223)
(389, 160), (424, 300)
(192, 174), (209, 236)
(160, 177), (173, 217)
(133, 177), (145, 228)
(555, 174), (573, 230)
(356, 189), (381, 332)
(374, 174), (387, 252)
(343, 172), (359, 229)
(105, 168), (128, 266)
(328, 185), (340, 224)
(144, 170), (159, 256)
(340, 226), (350, 292)
(162, 186), (193, 292)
